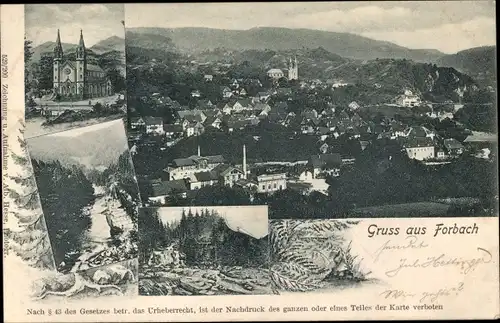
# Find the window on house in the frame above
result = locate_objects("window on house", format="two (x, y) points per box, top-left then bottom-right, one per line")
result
(262, 185), (265, 190)
(274, 183), (277, 189)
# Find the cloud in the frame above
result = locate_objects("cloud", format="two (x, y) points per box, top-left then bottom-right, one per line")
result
(116, 3), (497, 53)
(363, 17), (496, 53)
(75, 4), (110, 16)
(25, 4), (125, 46)
(280, 5), (413, 33)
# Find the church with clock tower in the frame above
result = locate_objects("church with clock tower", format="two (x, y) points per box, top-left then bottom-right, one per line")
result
(52, 29), (112, 100)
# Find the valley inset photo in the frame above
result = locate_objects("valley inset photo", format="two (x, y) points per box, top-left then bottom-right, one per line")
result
(27, 120), (141, 274)
(126, 2), (497, 219)
(24, 4), (127, 138)
(138, 206), (272, 296)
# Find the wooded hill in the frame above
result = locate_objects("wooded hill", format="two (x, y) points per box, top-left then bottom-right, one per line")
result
(437, 46), (496, 87)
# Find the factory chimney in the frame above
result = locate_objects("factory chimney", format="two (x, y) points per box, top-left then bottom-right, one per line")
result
(243, 144), (247, 179)
(197, 145), (201, 157)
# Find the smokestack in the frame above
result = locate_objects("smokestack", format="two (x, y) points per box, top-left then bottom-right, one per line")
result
(197, 145), (201, 157)
(243, 144), (247, 179)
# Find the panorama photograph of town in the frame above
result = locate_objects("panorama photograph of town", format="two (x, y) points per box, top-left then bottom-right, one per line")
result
(125, 2), (497, 219)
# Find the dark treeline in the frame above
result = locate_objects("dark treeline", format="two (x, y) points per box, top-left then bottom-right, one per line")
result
(327, 142), (498, 215)
(139, 208), (268, 267)
(32, 159), (95, 269)
(455, 103), (497, 133)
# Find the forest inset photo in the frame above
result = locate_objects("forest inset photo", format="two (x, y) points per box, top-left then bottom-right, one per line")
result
(26, 120), (141, 274)
(138, 206), (272, 296)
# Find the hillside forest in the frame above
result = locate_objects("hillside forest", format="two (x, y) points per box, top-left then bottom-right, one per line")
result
(139, 208), (269, 268)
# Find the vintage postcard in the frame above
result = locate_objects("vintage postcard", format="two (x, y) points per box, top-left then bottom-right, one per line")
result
(24, 4), (126, 139)
(2, 2), (499, 322)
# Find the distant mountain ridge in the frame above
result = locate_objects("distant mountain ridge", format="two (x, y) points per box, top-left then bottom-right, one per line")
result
(31, 36), (125, 62)
(127, 26), (445, 62)
(29, 37), (126, 76)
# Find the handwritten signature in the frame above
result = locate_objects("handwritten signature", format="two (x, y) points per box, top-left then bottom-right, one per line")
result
(385, 247), (492, 277)
(373, 236), (429, 262)
(380, 282), (465, 303)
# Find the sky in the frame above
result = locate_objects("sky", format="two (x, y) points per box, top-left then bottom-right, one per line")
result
(155, 206), (269, 239)
(25, 4), (125, 47)
(27, 119), (129, 170)
(125, 1), (496, 53)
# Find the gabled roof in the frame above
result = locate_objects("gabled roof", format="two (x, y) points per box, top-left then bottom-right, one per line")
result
(267, 68), (284, 74)
(163, 124), (183, 133)
(184, 114), (204, 123)
(193, 171), (218, 182)
(204, 114), (221, 124)
(235, 98), (252, 107)
(212, 164), (244, 177)
(151, 180), (187, 197)
(144, 116), (163, 125)
(443, 138), (464, 149)
(172, 158), (195, 167)
(404, 137), (434, 148)
(200, 109), (218, 117)
(253, 102), (271, 110)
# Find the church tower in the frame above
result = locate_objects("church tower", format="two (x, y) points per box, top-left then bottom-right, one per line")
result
(76, 30), (86, 98)
(288, 56), (298, 81)
(53, 29), (63, 93)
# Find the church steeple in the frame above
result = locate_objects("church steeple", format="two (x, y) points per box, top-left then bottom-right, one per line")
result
(53, 29), (63, 60)
(76, 29), (86, 60)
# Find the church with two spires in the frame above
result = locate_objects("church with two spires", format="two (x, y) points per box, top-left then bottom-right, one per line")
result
(52, 29), (112, 100)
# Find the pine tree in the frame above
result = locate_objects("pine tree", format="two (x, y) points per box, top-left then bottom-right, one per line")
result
(4, 120), (55, 270)
(24, 37), (33, 96)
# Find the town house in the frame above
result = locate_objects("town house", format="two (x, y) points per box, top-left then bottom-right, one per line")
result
(144, 116), (164, 135)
